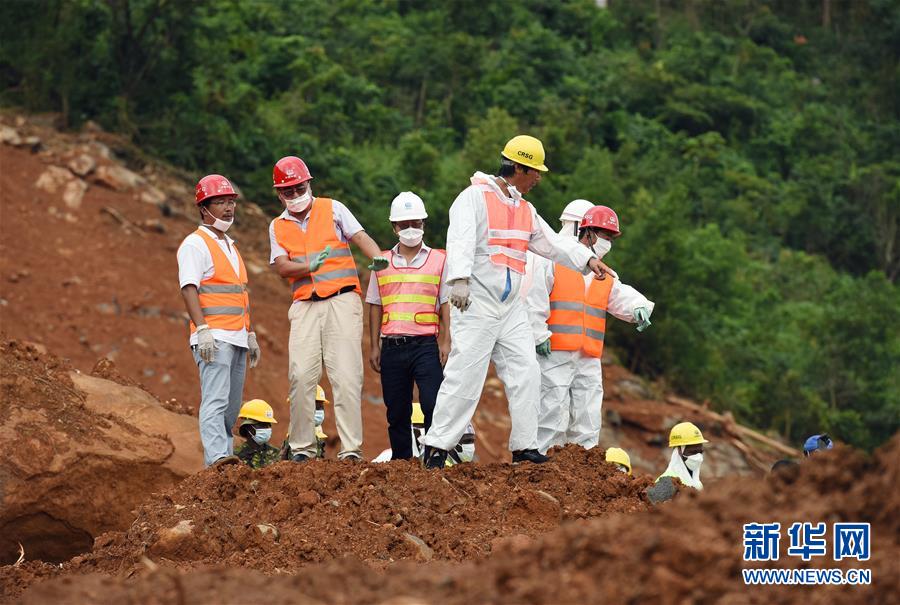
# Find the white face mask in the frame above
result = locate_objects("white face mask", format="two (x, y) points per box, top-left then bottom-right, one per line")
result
(284, 190), (312, 213)
(251, 427), (272, 445)
(592, 236), (612, 259)
(398, 227), (424, 247)
(203, 208), (233, 232)
(684, 452), (704, 472)
(314, 409), (325, 427)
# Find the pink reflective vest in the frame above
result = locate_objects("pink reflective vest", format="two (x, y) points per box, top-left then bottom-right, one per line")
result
(375, 248), (446, 336)
(471, 176), (533, 275)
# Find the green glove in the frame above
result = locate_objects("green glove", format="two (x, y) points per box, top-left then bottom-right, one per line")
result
(310, 246), (331, 272)
(536, 339), (551, 357)
(368, 256), (389, 271)
(634, 307), (652, 332)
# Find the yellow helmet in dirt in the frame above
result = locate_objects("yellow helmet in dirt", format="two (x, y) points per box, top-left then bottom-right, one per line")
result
(411, 402), (425, 425)
(238, 399), (277, 424)
(501, 135), (549, 172)
(668, 422), (708, 447)
(605, 447), (632, 475)
(316, 385), (329, 404)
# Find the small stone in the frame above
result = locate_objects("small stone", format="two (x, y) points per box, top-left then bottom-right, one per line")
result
(94, 164), (145, 191)
(62, 276), (82, 287)
(94, 302), (118, 315)
(402, 533), (433, 561)
(534, 490), (559, 505)
(256, 524), (280, 541)
(133, 336), (149, 348)
(161, 373), (172, 385)
(138, 219), (166, 234)
(22, 136), (42, 152)
(140, 186), (166, 205)
(63, 179), (88, 209)
(35, 166), (73, 194)
(0, 125), (21, 146)
(68, 154), (97, 177)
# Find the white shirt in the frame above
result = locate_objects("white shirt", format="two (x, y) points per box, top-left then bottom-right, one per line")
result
(365, 243), (451, 305)
(524, 246), (655, 345)
(268, 200), (364, 264)
(177, 225), (249, 348)
(445, 172), (596, 314)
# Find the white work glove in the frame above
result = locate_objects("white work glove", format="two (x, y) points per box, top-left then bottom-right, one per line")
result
(449, 278), (471, 312)
(247, 331), (261, 368)
(634, 307), (652, 332)
(196, 325), (216, 363)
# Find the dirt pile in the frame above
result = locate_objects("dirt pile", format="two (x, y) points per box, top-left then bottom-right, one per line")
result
(0, 339), (203, 568)
(14, 434), (897, 605)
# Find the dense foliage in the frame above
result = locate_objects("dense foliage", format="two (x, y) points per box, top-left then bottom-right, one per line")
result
(2, 0), (897, 449)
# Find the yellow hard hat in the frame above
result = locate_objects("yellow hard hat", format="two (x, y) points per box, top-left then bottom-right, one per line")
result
(238, 399), (277, 424)
(605, 447), (632, 475)
(411, 402), (425, 425)
(315, 426), (327, 440)
(501, 135), (549, 172)
(316, 385), (329, 404)
(668, 422), (708, 447)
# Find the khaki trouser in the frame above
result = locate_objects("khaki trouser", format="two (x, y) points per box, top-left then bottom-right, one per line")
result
(287, 291), (363, 458)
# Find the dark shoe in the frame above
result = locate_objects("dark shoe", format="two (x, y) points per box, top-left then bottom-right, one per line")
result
(422, 446), (448, 469)
(211, 455), (240, 468)
(340, 453), (363, 463)
(512, 449), (549, 464)
(291, 453), (311, 463)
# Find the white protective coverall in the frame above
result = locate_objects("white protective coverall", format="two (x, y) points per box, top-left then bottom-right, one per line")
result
(525, 236), (654, 453)
(658, 447), (703, 490)
(420, 172), (596, 453)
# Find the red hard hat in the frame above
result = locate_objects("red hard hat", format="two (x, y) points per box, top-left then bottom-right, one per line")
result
(273, 156), (313, 188)
(580, 205), (621, 236)
(195, 174), (237, 205)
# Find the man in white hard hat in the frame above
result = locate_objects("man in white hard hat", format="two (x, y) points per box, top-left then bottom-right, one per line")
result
(526, 203), (653, 453)
(420, 135), (615, 468)
(366, 192), (450, 460)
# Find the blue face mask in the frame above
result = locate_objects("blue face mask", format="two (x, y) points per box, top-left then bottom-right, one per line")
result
(314, 409), (325, 426)
(251, 427), (272, 445)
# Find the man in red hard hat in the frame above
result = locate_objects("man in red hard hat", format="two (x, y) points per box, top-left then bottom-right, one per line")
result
(177, 174), (261, 467)
(268, 156), (387, 462)
(525, 204), (654, 454)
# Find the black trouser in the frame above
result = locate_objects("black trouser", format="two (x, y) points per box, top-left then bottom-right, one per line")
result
(380, 334), (443, 459)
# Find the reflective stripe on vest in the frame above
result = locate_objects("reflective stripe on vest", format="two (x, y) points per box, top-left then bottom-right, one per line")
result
(375, 248), (446, 336)
(189, 229), (251, 334)
(474, 177), (533, 275)
(272, 198), (361, 301)
(548, 263), (613, 358)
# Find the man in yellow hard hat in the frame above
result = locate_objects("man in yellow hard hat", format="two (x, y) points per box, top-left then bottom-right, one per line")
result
(234, 399), (280, 469)
(315, 385), (329, 458)
(421, 135), (616, 468)
(605, 447), (632, 475)
(647, 422), (709, 504)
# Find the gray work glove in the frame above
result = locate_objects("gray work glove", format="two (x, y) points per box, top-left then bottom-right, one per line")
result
(196, 326), (216, 363)
(449, 278), (471, 312)
(310, 246), (331, 272)
(247, 331), (261, 368)
(368, 256), (389, 271)
(536, 339), (551, 356)
(634, 307), (652, 332)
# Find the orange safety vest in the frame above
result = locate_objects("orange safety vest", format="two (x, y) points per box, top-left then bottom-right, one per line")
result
(376, 248), (446, 336)
(548, 263), (613, 358)
(472, 177), (533, 274)
(272, 198), (361, 301)
(189, 228), (250, 334)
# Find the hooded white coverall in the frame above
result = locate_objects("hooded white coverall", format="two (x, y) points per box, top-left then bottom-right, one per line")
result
(525, 238), (654, 454)
(420, 172), (596, 453)
(657, 447), (703, 490)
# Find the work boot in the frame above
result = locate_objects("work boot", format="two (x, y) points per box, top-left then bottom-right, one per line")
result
(422, 446), (448, 469)
(291, 453), (311, 463)
(340, 453), (363, 463)
(512, 449), (549, 464)
(211, 455), (240, 468)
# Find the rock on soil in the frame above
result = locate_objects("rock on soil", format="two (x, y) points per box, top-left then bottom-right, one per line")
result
(8, 434), (897, 605)
(0, 339), (203, 570)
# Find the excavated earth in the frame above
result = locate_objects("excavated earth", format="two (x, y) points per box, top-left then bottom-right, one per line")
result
(3, 435), (896, 604)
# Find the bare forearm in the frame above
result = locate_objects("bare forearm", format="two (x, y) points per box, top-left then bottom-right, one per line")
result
(438, 303), (450, 345)
(368, 304), (382, 346)
(351, 231), (382, 259)
(180, 285), (206, 327)
(273, 256), (312, 279)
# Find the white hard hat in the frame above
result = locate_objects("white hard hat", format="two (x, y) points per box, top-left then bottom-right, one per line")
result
(389, 191), (428, 222)
(560, 199), (595, 222)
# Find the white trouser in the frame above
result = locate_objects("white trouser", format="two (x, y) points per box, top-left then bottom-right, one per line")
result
(421, 299), (540, 452)
(537, 349), (603, 454)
